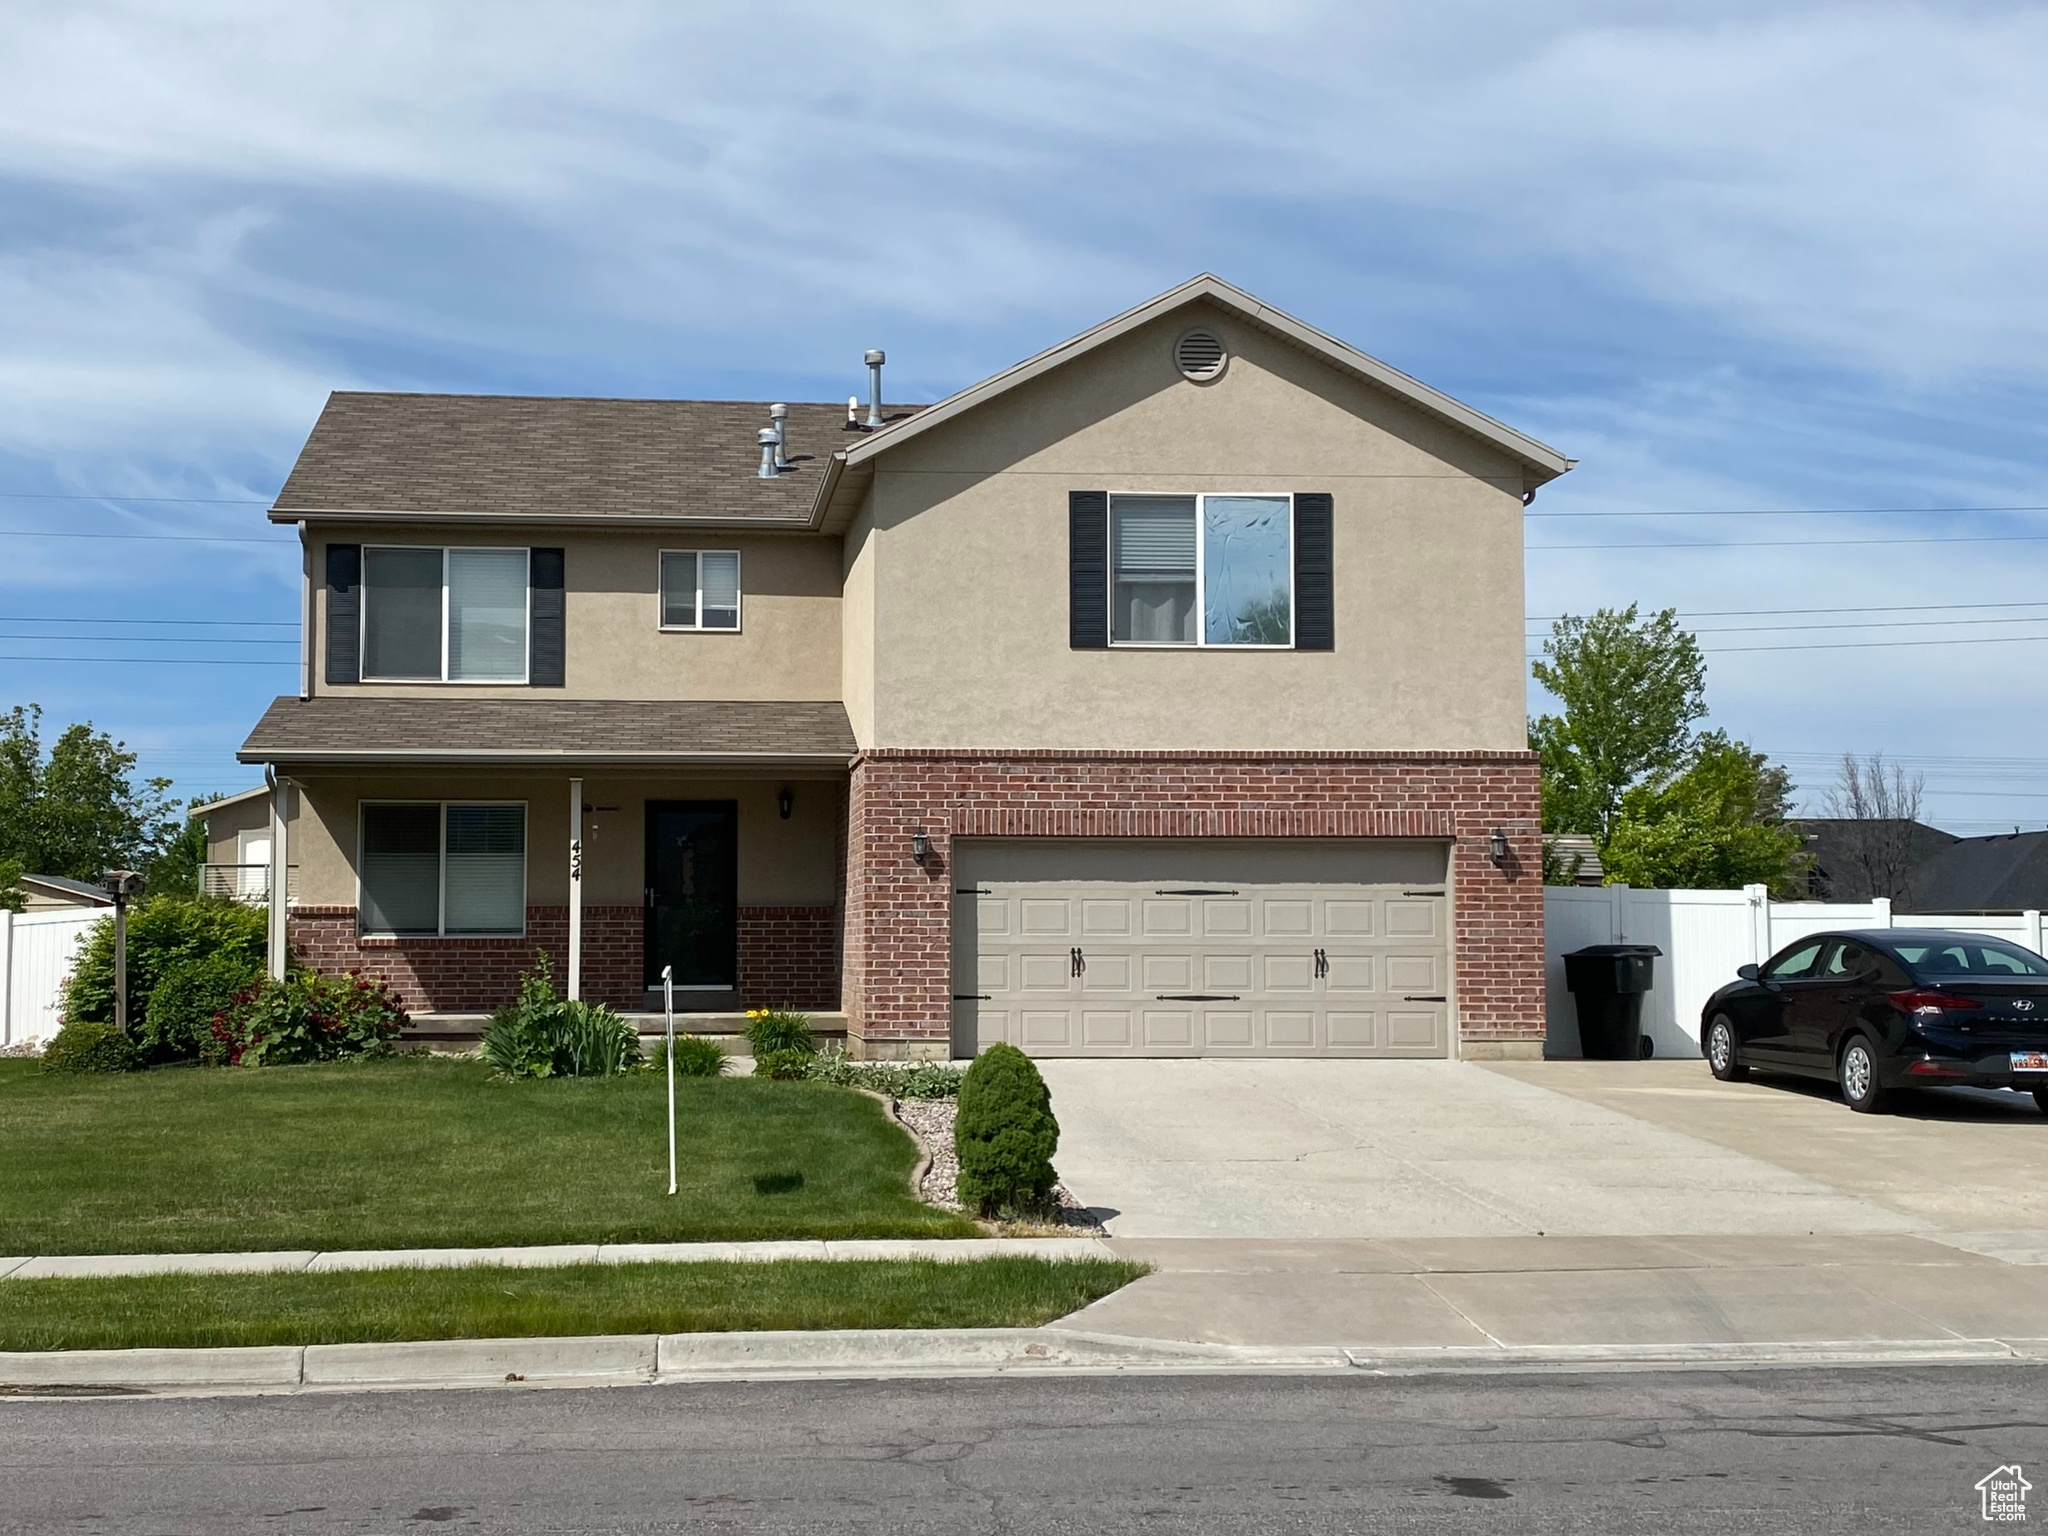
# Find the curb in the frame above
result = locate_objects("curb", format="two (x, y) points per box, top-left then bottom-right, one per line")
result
(6, 1329), (2046, 1396)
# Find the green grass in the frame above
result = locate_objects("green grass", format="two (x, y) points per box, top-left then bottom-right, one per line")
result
(0, 1258), (1148, 1351)
(0, 1056), (979, 1254)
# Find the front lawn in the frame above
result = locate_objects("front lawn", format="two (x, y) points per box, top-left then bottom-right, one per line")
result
(0, 1056), (979, 1254)
(0, 1257), (1146, 1351)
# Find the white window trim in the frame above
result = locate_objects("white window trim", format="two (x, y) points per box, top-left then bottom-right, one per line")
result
(356, 799), (529, 938)
(657, 549), (744, 633)
(360, 546), (533, 684)
(1105, 492), (1296, 650)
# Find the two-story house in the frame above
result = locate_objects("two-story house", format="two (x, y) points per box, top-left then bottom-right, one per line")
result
(232, 275), (1569, 1061)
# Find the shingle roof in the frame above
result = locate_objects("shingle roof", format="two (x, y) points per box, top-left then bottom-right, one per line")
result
(1914, 832), (2048, 913)
(271, 395), (918, 528)
(239, 697), (857, 765)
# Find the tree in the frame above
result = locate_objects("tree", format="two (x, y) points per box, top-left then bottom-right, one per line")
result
(1529, 605), (1706, 845)
(146, 808), (212, 900)
(1601, 731), (1806, 894)
(1818, 751), (1927, 904)
(0, 705), (179, 885)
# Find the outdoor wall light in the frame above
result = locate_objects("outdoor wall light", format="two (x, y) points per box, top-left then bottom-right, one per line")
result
(1488, 829), (1510, 866)
(910, 828), (931, 862)
(777, 788), (794, 820)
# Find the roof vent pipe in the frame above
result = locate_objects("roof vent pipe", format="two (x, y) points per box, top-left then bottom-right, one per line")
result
(768, 402), (788, 468)
(845, 396), (859, 430)
(864, 349), (886, 430)
(757, 427), (780, 478)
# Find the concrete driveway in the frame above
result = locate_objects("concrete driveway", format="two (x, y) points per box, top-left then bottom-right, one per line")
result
(1035, 1058), (1932, 1241)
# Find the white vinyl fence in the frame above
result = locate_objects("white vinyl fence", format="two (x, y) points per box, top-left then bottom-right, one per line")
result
(1543, 885), (2047, 1060)
(0, 908), (102, 1049)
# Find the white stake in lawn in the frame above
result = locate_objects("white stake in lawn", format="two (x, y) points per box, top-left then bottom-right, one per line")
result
(663, 964), (677, 1197)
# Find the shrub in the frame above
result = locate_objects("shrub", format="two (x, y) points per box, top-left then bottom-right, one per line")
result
(805, 1047), (963, 1099)
(208, 972), (408, 1067)
(62, 896), (268, 1028)
(954, 1043), (1060, 1218)
(752, 1046), (814, 1081)
(480, 957), (641, 1079)
(39, 1020), (141, 1075)
(142, 951), (264, 1062)
(743, 1008), (815, 1058)
(653, 1034), (730, 1078)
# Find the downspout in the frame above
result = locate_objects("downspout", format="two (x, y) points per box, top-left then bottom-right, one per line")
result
(265, 764), (290, 980)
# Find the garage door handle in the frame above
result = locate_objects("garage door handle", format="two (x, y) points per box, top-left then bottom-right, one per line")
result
(1314, 947), (1328, 978)
(952, 994), (990, 1001)
(1403, 994), (1447, 1003)
(1156, 994), (1241, 1002)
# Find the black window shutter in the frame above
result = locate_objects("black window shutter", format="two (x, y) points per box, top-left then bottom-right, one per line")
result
(324, 544), (361, 684)
(1293, 493), (1334, 651)
(1068, 491), (1109, 649)
(530, 548), (565, 687)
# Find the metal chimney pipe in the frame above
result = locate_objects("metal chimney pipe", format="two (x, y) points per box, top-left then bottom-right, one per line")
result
(768, 402), (788, 468)
(846, 396), (859, 430)
(864, 349), (886, 429)
(757, 427), (780, 478)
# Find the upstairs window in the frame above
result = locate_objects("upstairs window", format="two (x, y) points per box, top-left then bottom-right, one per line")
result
(1110, 493), (1292, 647)
(361, 547), (530, 682)
(660, 551), (742, 631)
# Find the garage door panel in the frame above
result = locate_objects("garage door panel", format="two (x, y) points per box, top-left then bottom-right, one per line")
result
(953, 842), (1451, 1060)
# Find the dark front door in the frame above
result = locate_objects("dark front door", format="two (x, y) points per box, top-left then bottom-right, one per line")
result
(645, 801), (738, 990)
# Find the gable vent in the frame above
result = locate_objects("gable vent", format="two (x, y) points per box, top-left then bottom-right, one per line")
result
(1174, 327), (1227, 382)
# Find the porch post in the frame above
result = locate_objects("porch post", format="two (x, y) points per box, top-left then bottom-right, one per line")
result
(568, 777), (583, 1001)
(267, 773), (290, 981)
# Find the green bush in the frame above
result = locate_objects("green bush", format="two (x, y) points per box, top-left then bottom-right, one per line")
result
(954, 1043), (1060, 1219)
(141, 951), (264, 1062)
(805, 1047), (963, 1099)
(208, 972), (407, 1067)
(62, 896), (268, 1028)
(39, 1020), (141, 1075)
(480, 957), (641, 1079)
(743, 1008), (815, 1058)
(752, 1046), (814, 1081)
(653, 1034), (730, 1078)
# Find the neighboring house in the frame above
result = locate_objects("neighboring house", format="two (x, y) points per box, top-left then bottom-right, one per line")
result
(192, 786), (279, 902)
(1545, 835), (1604, 886)
(235, 274), (1570, 1061)
(17, 874), (113, 911)
(1796, 817), (2048, 914)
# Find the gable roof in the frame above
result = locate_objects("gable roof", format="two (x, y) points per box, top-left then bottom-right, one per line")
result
(189, 785), (269, 818)
(270, 396), (918, 531)
(1914, 830), (2048, 913)
(19, 873), (113, 907)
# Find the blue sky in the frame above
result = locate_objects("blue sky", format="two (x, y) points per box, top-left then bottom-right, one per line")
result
(2, 1), (2046, 829)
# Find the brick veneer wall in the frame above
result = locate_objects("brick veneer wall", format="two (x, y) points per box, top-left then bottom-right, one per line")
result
(843, 749), (1543, 1059)
(291, 903), (841, 1012)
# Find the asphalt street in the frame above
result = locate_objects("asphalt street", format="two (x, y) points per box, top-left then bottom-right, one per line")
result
(4, 1364), (2046, 1533)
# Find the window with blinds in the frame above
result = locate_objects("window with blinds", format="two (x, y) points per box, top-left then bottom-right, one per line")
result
(1109, 494), (1294, 647)
(659, 550), (742, 632)
(361, 547), (531, 682)
(359, 802), (526, 938)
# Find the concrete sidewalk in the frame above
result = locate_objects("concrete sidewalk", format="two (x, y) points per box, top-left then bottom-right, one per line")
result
(0, 1236), (1111, 1282)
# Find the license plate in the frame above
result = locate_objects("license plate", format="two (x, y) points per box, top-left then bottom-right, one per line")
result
(2012, 1051), (2048, 1073)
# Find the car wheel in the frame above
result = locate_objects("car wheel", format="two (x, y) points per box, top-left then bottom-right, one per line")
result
(1706, 1015), (1747, 1082)
(1839, 1034), (1888, 1114)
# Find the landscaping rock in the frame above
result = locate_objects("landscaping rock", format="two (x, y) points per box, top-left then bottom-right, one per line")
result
(891, 1097), (1099, 1229)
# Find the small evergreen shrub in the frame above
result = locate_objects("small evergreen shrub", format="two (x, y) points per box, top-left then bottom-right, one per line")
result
(654, 1034), (730, 1078)
(142, 951), (264, 1062)
(39, 1020), (141, 1075)
(62, 895), (268, 1027)
(480, 957), (641, 1079)
(954, 1043), (1060, 1218)
(804, 1047), (963, 1099)
(743, 1008), (815, 1058)
(208, 972), (408, 1067)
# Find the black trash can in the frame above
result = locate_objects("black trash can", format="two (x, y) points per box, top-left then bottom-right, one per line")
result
(1563, 944), (1663, 1060)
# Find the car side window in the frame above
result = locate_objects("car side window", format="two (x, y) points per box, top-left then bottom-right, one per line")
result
(1824, 942), (1870, 978)
(1764, 941), (1825, 980)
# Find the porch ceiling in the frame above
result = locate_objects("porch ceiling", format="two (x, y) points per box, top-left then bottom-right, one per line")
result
(239, 696), (857, 768)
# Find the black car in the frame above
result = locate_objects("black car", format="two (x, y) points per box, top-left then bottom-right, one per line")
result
(1699, 928), (2048, 1114)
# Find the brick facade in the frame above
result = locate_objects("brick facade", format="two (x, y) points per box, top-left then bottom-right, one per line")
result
(842, 749), (1543, 1059)
(291, 903), (841, 1012)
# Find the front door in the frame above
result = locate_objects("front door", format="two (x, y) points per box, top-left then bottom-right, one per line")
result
(644, 801), (738, 990)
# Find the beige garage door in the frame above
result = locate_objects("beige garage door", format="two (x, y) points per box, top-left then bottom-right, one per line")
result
(951, 840), (1450, 1058)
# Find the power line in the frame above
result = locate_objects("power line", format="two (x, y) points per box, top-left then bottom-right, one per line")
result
(1528, 505), (2048, 519)
(0, 615), (296, 627)
(0, 492), (273, 504)
(0, 655), (294, 666)
(0, 633), (297, 645)
(1530, 615), (2048, 637)
(1529, 601), (2048, 620)
(1528, 632), (2048, 657)
(1531, 533), (2048, 551)
(0, 530), (289, 546)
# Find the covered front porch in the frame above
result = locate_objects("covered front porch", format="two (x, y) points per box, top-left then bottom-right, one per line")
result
(239, 697), (856, 1022)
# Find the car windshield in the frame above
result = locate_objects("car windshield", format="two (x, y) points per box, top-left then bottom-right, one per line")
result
(1892, 940), (2048, 979)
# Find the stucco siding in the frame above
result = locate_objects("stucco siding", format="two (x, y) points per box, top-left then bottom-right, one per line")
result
(310, 528), (843, 702)
(864, 301), (1527, 752)
(840, 501), (877, 749)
